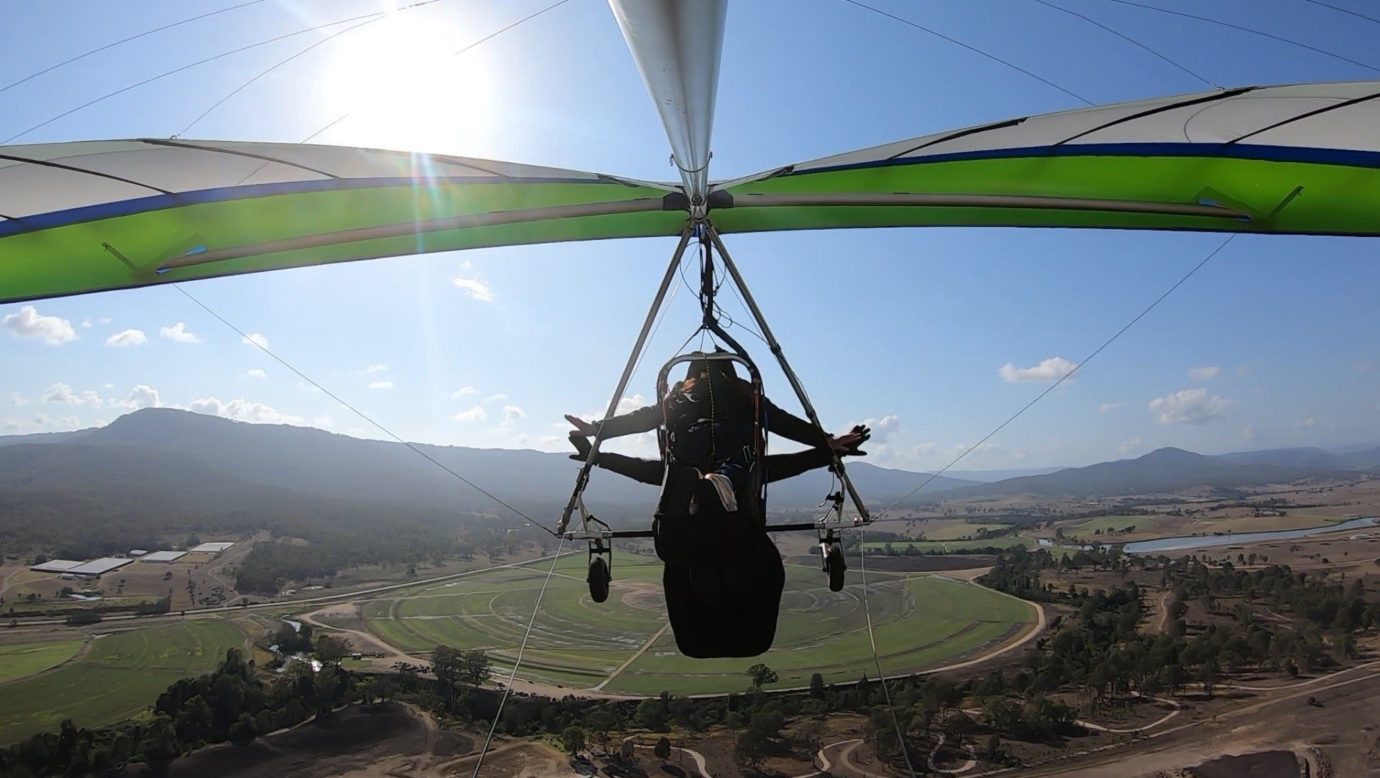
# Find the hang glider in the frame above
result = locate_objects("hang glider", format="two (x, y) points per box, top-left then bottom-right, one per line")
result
(1, 81), (1377, 305)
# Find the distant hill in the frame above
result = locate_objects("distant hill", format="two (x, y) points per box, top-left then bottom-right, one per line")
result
(0, 409), (977, 525)
(930, 446), (1367, 501)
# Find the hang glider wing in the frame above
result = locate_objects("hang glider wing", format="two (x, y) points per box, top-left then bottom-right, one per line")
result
(713, 81), (1380, 238)
(0, 140), (685, 304)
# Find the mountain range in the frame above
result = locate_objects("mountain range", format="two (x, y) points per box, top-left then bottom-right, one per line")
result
(1, 410), (1376, 527)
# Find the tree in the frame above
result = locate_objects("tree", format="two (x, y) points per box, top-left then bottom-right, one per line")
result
(808, 672), (826, 699)
(654, 736), (672, 763)
(227, 713), (257, 746)
(735, 727), (769, 770)
(462, 649), (491, 687)
(620, 738), (636, 762)
(560, 726), (586, 755)
(746, 663), (779, 689)
(315, 635), (350, 662)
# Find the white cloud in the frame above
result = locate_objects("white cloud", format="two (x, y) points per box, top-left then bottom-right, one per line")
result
(98, 317), (112, 326)
(9, 392), (26, 407)
(242, 333), (270, 349)
(863, 414), (900, 442)
(105, 329), (147, 348)
(1240, 425), (1257, 442)
(483, 393), (508, 405)
(1119, 437), (1144, 455)
(452, 275), (494, 302)
(247, 368), (267, 379)
(451, 386), (479, 399)
(81, 318), (92, 329)
(2, 419), (18, 433)
(159, 322), (201, 344)
(1098, 402), (1124, 414)
(2, 306), (77, 345)
(502, 404), (526, 424)
(1149, 388), (1231, 425)
(191, 397), (301, 425)
(367, 380), (394, 390)
(117, 385), (163, 411)
(453, 405), (487, 422)
(361, 364), (388, 374)
(1235, 365), (1251, 377)
(999, 356), (1076, 384)
(1188, 365), (1221, 381)
(41, 383), (102, 407)
(1297, 416), (1316, 430)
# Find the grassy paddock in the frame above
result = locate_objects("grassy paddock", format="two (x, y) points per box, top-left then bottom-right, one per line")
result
(0, 639), (85, 684)
(360, 550), (1035, 696)
(0, 620), (244, 744)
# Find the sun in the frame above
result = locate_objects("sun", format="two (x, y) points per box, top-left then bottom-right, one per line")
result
(321, 9), (495, 155)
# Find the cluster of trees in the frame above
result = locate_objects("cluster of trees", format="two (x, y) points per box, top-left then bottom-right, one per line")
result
(981, 547), (1380, 714)
(0, 648), (362, 776)
(233, 521), (527, 595)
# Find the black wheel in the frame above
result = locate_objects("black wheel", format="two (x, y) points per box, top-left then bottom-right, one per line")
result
(588, 557), (611, 603)
(826, 547), (846, 592)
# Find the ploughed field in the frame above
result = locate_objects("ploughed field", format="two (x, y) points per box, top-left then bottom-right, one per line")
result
(0, 620), (245, 744)
(360, 551), (1035, 695)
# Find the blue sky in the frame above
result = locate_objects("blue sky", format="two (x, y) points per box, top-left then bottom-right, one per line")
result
(2, 0), (1378, 472)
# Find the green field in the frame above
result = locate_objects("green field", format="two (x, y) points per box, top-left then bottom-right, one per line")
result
(921, 521), (1012, 541)
(862, 537), (1036, 553)
(358, 551), (1035, 696)
(0, 639), (85, 684)
(0, 620), (245, 744)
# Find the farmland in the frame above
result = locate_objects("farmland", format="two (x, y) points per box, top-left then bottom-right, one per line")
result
(0, 620), (245, 744)
(357, 550), (1036, 696)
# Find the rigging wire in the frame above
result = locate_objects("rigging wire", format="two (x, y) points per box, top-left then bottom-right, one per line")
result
(1304, 0), (1380, 27)
(1097, 0), (1380, 74)
(168, 282), (559, 537)
(300, 0), (574, 144)
(175, 0), (445, 138)
(1033, 0), (1219, 89)
(857, 528), (918, 776)
(0, 0), (266, 97)
(2, 9), (406, 144)
(469, 539), (569, 778)
(869, 233), (1239, 523)
(840, 0), (1094, 106)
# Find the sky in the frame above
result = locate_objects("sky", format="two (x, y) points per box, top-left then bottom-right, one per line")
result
(2, 0), (1378, 475)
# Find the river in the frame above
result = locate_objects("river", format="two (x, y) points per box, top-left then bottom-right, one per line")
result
(1123, 516), (1379, 555)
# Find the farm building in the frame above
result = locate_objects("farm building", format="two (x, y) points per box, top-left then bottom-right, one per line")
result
(189, 542), (234, 554)
(67, 558), (134, 578)
(30, 560), (83, 573)
(140, 551), (186, 563)
(129, 549), (148, 557)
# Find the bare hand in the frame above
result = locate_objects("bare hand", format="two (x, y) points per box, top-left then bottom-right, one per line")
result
(830, 424), (871, 455)
(565, 414), (597, 437)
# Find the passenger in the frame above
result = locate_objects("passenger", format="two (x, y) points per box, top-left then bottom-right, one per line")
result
(565, 356), (867, 513)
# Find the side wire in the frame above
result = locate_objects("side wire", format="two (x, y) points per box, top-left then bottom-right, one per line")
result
(169, 283), (558, 537)
(1305, 0), (1380, 27)
(1098, 0), (1380, 74)
(870, 233), (1238, 522)
(1033, 0), (1218, 88)
(302, 0), (574, 144)
(0, 0), (265, 97)
(857, 528), (918, 776)
(470, 539), (569, 777)
(3, 9), (405, 143)
(840, 0), (1093, 106)
(176, 0), (445, 138)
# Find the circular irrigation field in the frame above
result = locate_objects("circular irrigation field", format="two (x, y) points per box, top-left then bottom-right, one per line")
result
(359, 552), (1036, 696)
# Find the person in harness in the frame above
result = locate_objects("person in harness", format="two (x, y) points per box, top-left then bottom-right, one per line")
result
(564, 353), (869, 658)
(564, 356), (867, 515)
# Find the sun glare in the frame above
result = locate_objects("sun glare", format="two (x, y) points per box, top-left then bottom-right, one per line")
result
(322, 10), (495, 155)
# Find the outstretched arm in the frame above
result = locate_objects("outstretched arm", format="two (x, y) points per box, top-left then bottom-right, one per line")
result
(568, 433), (662, 485)
(565, 403), (661, 440)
